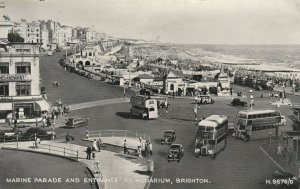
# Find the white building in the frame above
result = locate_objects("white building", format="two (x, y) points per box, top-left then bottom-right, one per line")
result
(0, 17), (14, 40)
(0, 43), (49, 123)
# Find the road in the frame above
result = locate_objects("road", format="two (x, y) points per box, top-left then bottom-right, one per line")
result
(40, 51), (280, 189)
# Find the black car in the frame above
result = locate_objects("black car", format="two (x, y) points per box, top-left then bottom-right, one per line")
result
(161, 130), (176, 145)
(231, 98), (247, 107)
(139, 89), (153, 96)
(168, 144), (184, 163)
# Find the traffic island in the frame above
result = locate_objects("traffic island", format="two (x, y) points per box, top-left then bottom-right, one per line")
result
(0, 140), (150, 189)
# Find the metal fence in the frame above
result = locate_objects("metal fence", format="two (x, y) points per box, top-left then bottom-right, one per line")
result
(1, 138), (79, 161)
(88, 129), (151, 141)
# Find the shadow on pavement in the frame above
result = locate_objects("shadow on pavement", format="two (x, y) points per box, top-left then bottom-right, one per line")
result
(116, 112), (138, 119)
(134, 170), (151, 176)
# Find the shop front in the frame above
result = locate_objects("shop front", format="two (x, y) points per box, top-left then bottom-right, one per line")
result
(0, 99), (50, 124)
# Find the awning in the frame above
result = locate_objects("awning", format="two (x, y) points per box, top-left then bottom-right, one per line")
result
(35, 100), (50, 111)
(0, 103), (13, 111)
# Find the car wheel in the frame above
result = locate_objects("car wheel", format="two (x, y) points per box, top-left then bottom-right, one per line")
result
(168, 160), (170, 163)
(211, 154), (215, 159)
(195, 154), (199, 158)
(177, 160), (180, 163)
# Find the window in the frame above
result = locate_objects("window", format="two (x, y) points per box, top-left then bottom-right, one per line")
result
(16, 63), (31, 74)
(0, 82), (9, 96)
(0, 63), (9, 74)
(37, 34), (39, 37)
(16, 82), (31, 96)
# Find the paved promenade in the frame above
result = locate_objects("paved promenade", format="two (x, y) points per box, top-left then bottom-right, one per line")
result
(69, 98), (130, 111)
(0, 140), (149, 189)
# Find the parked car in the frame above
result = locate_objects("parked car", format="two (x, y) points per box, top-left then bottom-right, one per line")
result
(65, 117), (88, 128)
(47, 51), (53, 56)
(139, 89), (153, 96)
(161, 130), (176, 145)
(195, 95), (214, 104)
(167, 144), (184, 163)
(231, 98), (247, 107)
(20, 127), (54, 141)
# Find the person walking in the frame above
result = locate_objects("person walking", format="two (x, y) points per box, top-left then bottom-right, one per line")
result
(137, 146), (142, 158)
(149, 142), (153, 156)
(86, 146), (92, 160)
(97, 138), (102, 152)
(124, 139), (130, 154)
(92, 139), (98, 152)
(66, 132), (71, 143)
(277, 143), (282, 156)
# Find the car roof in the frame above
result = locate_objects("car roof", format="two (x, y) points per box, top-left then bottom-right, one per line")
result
(170, 144), (182, 148)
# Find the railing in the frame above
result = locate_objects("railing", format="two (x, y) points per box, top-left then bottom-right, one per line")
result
(88, 129), (151, 141)
(1, 135), (79, 161)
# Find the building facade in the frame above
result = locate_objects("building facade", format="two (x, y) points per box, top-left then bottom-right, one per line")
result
(0, 43), (49, 123)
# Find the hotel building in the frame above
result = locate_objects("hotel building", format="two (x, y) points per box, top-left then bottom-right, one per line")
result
(0, 42), (49, 124)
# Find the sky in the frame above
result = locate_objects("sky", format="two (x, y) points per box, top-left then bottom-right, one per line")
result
(2, 0), (300, 44)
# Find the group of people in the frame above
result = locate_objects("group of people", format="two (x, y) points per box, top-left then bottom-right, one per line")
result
(86, 138), (103, 160)
(277, 143), (294, 165)
(124, 138), (153, 158)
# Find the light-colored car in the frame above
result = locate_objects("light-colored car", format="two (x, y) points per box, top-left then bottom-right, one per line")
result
(47, 51), (53, 56)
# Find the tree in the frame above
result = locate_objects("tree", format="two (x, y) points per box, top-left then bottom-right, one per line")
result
(8, 33), (24, 43)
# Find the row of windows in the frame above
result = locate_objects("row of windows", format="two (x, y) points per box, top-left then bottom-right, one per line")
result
(0, 82), (31, 96)
(239, 112), (280, 119)
(27, 34), (39, 37)
(0, 64), (31, 74)
(252, 125), (275, 131)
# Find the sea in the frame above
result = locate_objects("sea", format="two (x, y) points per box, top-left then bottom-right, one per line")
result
(170, 44), (300, 71)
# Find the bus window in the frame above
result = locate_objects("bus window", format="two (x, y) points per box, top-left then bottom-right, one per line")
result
(239, 125), (245, 130)
(258, 114), (262, 118)
(247, 120), (252, 125)
(239, 114), (247, 119)
(248, 115), (253, 119)
(237, 119), (246, 126)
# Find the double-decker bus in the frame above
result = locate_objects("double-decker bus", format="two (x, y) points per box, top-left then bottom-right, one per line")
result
(194, 115), (228, 159)
(233, 109), (282, 140)
(130, 95), (158, 119)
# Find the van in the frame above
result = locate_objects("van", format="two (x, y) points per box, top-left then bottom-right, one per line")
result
(65, 117), (88, 128)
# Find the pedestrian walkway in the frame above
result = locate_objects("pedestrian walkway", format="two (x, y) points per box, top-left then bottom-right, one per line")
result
(261, 138), (300, 176)
(0, 140), (149, 189)
(69, 98), (130, 111)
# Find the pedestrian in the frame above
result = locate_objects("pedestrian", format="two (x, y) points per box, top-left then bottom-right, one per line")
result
(92, 151), (96, 160)
(283, 146), (287, 158)
(93, 139), (98, 152)
(14, 118), (17, 128)
(66, 132), (71, 143)
(124, 139), (130, 154)
(86, 146), (92, 160)
(277, 143), (282, 156)
(137, 146), (142, 158)
(35, 137), (40, 148)
(97, 138), (102, 152)
(149, 142), (153, 156)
